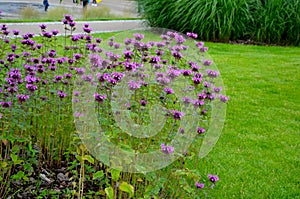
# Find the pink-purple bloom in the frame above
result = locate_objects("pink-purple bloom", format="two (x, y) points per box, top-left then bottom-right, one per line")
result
(197, 127), (206, 134)
(208, 174), (219, 183)
(220, 95), (229, 103)
(170, 110), (184, 120)
(186, 32), (198, 39)
(164, 87), (174, 95)
(161, 144), (174, 154)
(195, 182), (204, 189)
(94, 93), (107, 103)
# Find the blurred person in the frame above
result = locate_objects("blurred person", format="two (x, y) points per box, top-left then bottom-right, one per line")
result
(43, 0), (49, 11)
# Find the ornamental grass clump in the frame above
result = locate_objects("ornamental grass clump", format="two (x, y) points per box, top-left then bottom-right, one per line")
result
(0, 15), (228, 198)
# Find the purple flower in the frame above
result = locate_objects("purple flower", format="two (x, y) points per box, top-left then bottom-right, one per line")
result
(196, 42), (204, 48)
(40, 96), (47, 101)
(39, 24), (47, 30)
(73, 91), (81, 96)
(172, 51), (182, 59)
(198, 93), (207, 100)
(192, 77), (202, 85)
(123, 50), (134, 59)
(124, 38), (132, 45)
(149, 56), (161, 64)
(197, 127), (206, 134)
(170, 110), (184, 120)
(220, 95), (229, 103)
(26, 84), (37, 92)
(114, 43), (121, 49)
(174, 33), (186, 44)
(17, 94), (29, 104)
(195, 182), (204, 189)
(213, 87), (222, 93)
(179, 127), (185, 134)
(164, 87), (174, 95)
(95, 38), (103, 43)
(74, 112), (84, 118)
(52, 30), (59, 35)
(111, 72), (124, 81)
(74, 53), (82, 60)
(94, 93), (107, 103)
(57, 90), (67, 99)
(124, 62), (137, 71)
(0, 101), (12, 108)
(83, 27), (92, 33)
(156, 41), (166, 48)
(69, 21), (76, 27)
(133, 33), (144, 41)
(168, 69), (181, 79)
(182, 70), (192, 76)
(75, 68), (85, 75)
(64, 14), (73, 22)
(202, 60), (213, 66)
(200, 47), (209, 52)
(128, 81), (141, 91)
(182, 96), (192, 104)
(193, 100), (205, 108)
(186, 32), (198, 39)
(161, 144), (174, 154)
(140, 99), (148, 106)
(12, 30), (20, 36)
(208, 174), (219, 183)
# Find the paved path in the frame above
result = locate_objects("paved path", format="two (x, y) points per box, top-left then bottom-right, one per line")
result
(1, 0), (139, 18)
(0, 0), (147, 35)
(3, 20), (147, 36)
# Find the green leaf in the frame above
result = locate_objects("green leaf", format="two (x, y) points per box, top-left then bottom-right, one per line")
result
(105, 187), (114, 199)
(110, 168), (121, 181)
(75, 155), (82, 162)
(11, 154), (23, 165)
(83, 155), (94, 164)
(0, 161), (7, 168)
(119, 181), (134, 198)
(93, 171), (104, 180)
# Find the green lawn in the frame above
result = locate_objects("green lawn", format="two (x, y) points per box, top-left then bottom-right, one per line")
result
(196, 43), (300, 198)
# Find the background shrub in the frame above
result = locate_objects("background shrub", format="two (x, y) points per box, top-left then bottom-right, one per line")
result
(136, 0), (300, 45)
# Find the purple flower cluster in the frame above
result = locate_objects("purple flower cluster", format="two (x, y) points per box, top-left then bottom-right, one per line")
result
(160, 143), (174, 154)
(94, 93), (107, 103)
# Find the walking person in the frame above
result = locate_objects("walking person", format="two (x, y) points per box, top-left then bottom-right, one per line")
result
(43, 0), (49, 11)
(92, 0), (97, 6)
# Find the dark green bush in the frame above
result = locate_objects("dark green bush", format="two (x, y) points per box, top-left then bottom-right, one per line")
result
(136, 0), (300, 45)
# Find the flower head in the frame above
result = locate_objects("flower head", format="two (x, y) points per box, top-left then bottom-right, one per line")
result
(220, 95), (229, 103)
(161, 144), (174, 154)
(197, 127), (206, 134)
(208, 174), (219, 183)
(195, 182), (204, 189)
(186, 32), (198, 39)
(94, 93), (107, 103)
(163, 87), (174, 95)
(17, 94), (29, 104)
(170, 110), (184, 120)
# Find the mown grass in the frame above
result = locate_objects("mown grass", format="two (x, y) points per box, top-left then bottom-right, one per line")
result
(193, 43), (300, 198)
